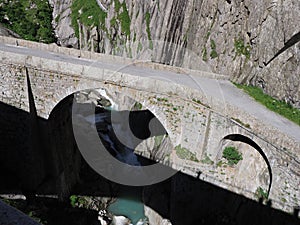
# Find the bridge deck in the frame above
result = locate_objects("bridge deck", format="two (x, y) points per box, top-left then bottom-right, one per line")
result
(0, 42), (299, 143)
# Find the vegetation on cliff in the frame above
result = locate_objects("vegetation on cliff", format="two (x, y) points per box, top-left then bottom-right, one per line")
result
(112, 0), (131, 37)
(255, 187), (268, 201)
(71, 0), (107, 38)
(0, 0), (55, 43)
(175, 145), (199, 162)
(235, 84), (300, 126)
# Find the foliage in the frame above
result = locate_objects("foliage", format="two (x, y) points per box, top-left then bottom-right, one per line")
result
(231, 117), (251, 129)
(70, 195), (78, 207)
(70, 195), (90, 208)
(192, 98), (202, 104)
(255, 187), (268, 201)
(234, 38), (251, 59)
(210, 50), (218, 59)
(192, 98), (211, 108)
(114, 0), (122, 12)
(157, 97), (168, 102)
(145, 11), (153, 49)
(222, 146), (243, 166)
(116, 0), (131, 37)
(216, 161), (223, 167)
(0, 0), (55, 43)
(133, 102), (143, 110)
(175, 145), (199, 162)
(108, 0), (131, 38)
(71, 0), (107, 38)
(154, 135), (164, 148)
(28, 211), (47, 224)
(210, 39), (218, 59)
(234, 83), (300, 126)
(137, 41), (143, 53)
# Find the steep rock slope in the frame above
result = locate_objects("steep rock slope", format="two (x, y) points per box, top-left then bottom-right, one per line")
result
(49, 0), (78, 47)
(51, 0), (300, 108)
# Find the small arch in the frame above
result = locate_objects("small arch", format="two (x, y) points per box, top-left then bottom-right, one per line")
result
(222, 134), (272, 197)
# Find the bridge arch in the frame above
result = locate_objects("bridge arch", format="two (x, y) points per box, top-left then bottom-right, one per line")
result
(51, 86), (171, 130)
(47, 87), (177, 186)
(220, 134), (273, 197)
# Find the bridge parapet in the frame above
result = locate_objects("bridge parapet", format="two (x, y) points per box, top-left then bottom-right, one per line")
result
(0, 36), (228, 80)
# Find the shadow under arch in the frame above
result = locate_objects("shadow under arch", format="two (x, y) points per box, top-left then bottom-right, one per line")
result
(222, 134), (273, 197)
(51, 87), (177, 186)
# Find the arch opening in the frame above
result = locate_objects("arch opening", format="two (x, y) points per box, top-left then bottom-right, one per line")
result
(71, 88), (173, 166)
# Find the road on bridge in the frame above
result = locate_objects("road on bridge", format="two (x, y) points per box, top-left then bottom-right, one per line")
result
(0, 42), (299, 143)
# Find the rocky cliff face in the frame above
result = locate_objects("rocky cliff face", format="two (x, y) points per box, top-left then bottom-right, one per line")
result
(49, 0), (78, 47)
(51, 0), (300, 108)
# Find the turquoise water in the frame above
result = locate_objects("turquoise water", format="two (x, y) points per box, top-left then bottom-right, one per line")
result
(108, 197), (146, 224)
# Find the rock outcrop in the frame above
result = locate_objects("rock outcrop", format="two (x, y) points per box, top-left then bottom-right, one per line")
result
(51, 0), (300, 108)
(49, 0), (78, 47)
(0, 24), (20, 38)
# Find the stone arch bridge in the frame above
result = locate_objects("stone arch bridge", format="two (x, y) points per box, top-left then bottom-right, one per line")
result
(0, 38), (299, 216)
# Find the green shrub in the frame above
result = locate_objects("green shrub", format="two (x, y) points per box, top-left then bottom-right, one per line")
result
(222, 146), (243, 166)
(70, 195), (78, 207)
(210, 50), (218, 59)
(133, 102), (143, 110)
(255, 187), (268, 200)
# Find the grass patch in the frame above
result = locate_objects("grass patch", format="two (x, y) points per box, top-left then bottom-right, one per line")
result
(234, 83), (300, 126)
(175, 145), (199, 162)
(223, 146), (243, 166)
